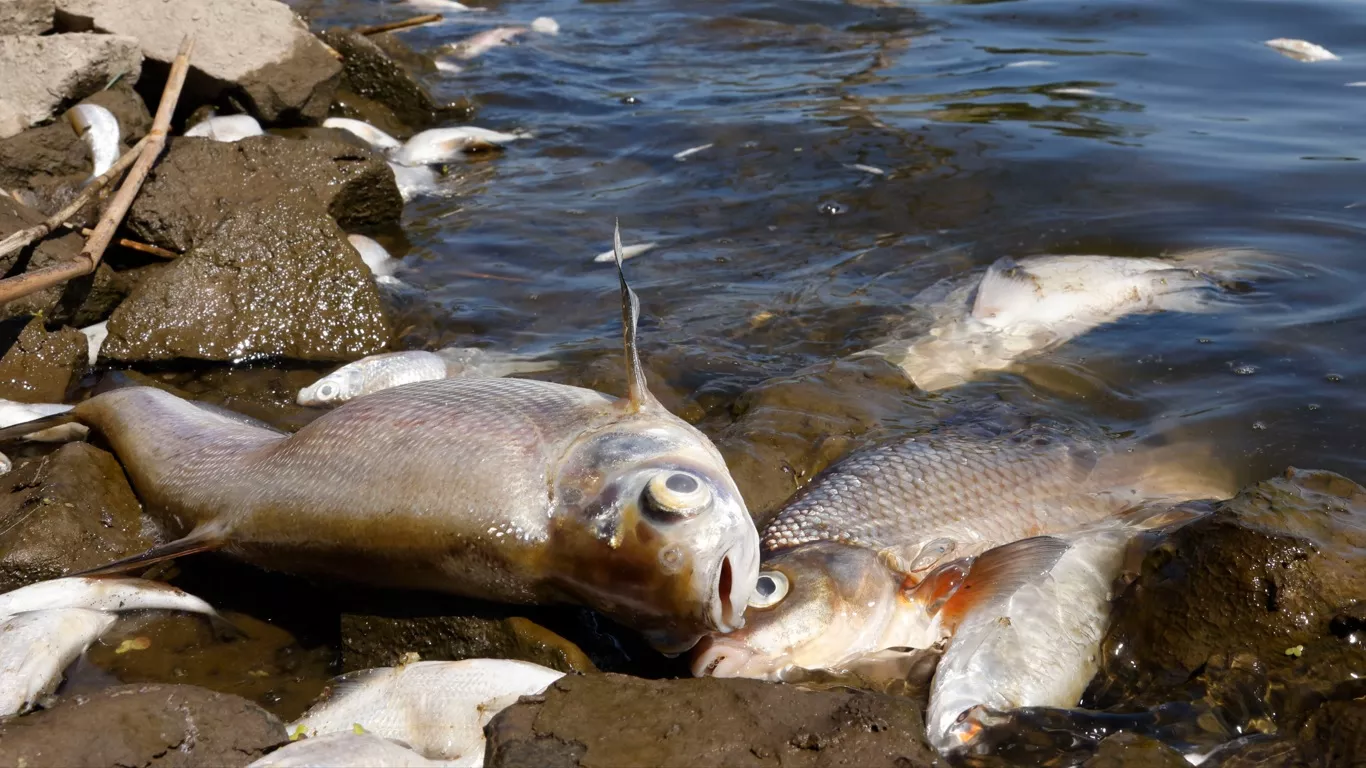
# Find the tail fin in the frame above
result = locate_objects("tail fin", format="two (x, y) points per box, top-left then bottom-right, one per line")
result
(1167, 247), (1282, 288)
(69, 525), (225, 578)
(1093, 438), (1238, 505)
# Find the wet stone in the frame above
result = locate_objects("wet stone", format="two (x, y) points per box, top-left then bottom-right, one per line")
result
(104, 194), (392, 363)
(341, 613), (598, 675)
(127, 134), (402, 253)
(0, 442), (154, 592)
(0, 683), (287, 767)
(1081, 733), (1190, 768)
(485, 673), (937, 768)
(0, 316), (87, 401)
(317, 28), (445, 131)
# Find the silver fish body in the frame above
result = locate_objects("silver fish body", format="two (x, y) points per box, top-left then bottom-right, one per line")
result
(0, 608), (115, 716)
(324, 118), (403, 152)
(67, 104), (120, 180)
(346, 234), (400, 278)
(0, 576), (218, 620)
(391, 127), (530, 167)
(81, 320), (108, 366)
(185, 114), (265, 142)
(249, 733), (459, 768)
(442, 27), (528, 61)
(296, 348), (558, 406)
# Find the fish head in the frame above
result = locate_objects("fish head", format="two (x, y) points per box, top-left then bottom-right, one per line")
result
(551, 417), (759, 654)
(691, 542), (926, 679)
(297, 368), (366, 406)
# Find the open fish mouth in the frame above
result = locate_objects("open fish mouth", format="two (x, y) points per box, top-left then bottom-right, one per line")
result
(708, 539), (759, 633)
(690, 636), (764, 678)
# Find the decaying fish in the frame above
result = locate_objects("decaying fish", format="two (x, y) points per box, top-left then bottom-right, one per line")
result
(249, 733), (457, 768)
(298, 348), (558, 406)
(692, 422), (1231, 678)
(0, 576), (218, 621)
(442, 26), (528, 60)
(185, 114), (265, 142)
(3, 226), (759, 651)
(1264, 38), (1339, 62)
(390, 127), (532, 167)
(860, 249), (1269, 391)
(66, 104), (120, 180)
(0, 608), (115, 716)
(324, 118), (403, 152)
(292, 659), (565, 764)
(594, 242), (658, 263)
(347, 234), (400, 280)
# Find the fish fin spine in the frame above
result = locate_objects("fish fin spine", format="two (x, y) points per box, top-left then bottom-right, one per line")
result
(69, 526), (225, 578)
(0, 408), (77, 443)
(613, 220), (656, 413)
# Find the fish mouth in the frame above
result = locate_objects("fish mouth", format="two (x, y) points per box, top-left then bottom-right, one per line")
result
(690, 636), (756, 678)
(707, 539), (758, 633)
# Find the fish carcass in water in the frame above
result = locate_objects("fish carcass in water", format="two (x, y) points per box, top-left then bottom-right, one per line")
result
(2, 225), (759, 652)
(859, 249), (1268, 391)
(692, 421), (1232, 679)
(184, 114), (266, 142)
(346, 234), (401, 282)
(298, 348), (558, 406)
(66, 104), (120, 180)
(441, 26), (529, 60)
(249, 732), (457, 768)
(291, 659), (565, 765)
(323, 118), (403, 152)
(390, 127), (532, 167)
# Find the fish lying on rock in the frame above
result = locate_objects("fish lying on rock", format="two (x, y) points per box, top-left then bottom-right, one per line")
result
(184, 114), (266, 142)
(298, 347), (558, 406)
(322, 118), (524, 201)
(324, 118), (402, 152)
(0, 577), (221, 716)
(859, 249), (1271, 391)
(692, 420), (1231, 678)
(1, 226), (759, 652)
(249, 732), (457, 768)
(66, 104), (120, 181)
(290, 659), (565, 766)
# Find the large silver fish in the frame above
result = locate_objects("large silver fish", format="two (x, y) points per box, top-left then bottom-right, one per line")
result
(10, 226), (758, 652)
(692, 422), (1230, 677)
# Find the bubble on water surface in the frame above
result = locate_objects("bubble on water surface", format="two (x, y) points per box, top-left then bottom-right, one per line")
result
(818, 201), (848, 215)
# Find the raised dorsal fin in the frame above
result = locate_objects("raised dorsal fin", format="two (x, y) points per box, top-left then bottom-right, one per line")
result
(612, 220), (657, 413)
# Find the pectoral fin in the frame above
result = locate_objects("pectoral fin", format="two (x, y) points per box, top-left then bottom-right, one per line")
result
(70, 526), (225, 578)
(935, 535), (1071, 630)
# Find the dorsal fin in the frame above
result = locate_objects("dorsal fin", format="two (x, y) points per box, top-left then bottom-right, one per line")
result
(613, 220), (657, 413)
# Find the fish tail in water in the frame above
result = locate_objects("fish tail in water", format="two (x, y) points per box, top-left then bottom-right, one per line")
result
(1091, 438), (1238, 504)
(1157, 247), (1281, 309)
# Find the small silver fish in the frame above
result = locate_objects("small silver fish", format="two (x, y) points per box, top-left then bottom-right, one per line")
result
(324, 118), (403, 152)
(593, 242), (658, 263)
(0, 576), (218, 621)
(292, 660), (565, 764)
(67, 104), (120, 181)
(1264, 38), (1339, 62)
(442, 27), (529, 60)
(249, 733), (457, 768)
(0, 608), (116, 716)
(673, 143), (713, 161)
(391, 127), (532, 167)
(297, 348), (558, 406)
(185, 114), (265, 142)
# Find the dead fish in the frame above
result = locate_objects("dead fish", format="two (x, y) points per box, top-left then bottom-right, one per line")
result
(291, 659), (565, 764)
(593, 242), (658, 263)
(389, 162), (443, 202)
(185, 114), (265, 142)
(0, 576), (218, 621)
(861, 249), (1270, 391)
(673, 143), (713, 161)
(0, 399), (84, 442)
(531, 17), (559, 35)
(297, 347), (558, 407)
(391, 127), (532, 167)
(324, 118), (403, 152)
(5, 225), (759, 652)
(66, 103), (120, 180)
(404, 0), (473, 13)
(0, 608), (115, 716)
(442, 26), (529, 60)
(347, 234), (400, 279)
(248, 733), (456, 768)
(81, 320), (108, 366)
(691, 422), (1231, 679)
(1264, 38), (1340, 62)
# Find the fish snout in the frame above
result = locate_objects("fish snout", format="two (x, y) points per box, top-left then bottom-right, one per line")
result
(691, 636), (755, 678)
(708, 536), (759, 634)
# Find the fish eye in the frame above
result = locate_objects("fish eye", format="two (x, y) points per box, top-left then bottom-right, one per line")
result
(317, 383), (337, 399)
(642, 471), (711, 520)
(748, 571), (789, 609)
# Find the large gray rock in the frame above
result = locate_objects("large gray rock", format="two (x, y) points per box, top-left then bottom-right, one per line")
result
(0, 0), (55, 34)
(0, 33), (142, 138)
(56, 0), (341, 123)
(104, 194), (392, 363)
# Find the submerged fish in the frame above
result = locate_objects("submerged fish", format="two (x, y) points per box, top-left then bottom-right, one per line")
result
(298, 348), (558, 406)
(388, 162), (443, 202)
(292, 659), (565, 764)
(4, 226), (758, 652)
(66, 104), (120, 180)
(442, 27), (529, 60)
(249, 733), (456, 768)
(1264, 38), (1339, 62)
(324, 118), (403, 152)
(692, 422), (1230, 678)
(185, 114), (265, 142)
(0, 608), (115, 716)
(0, 576), (218, 621)
(861, 249), (1267, 391)
(391, 127), (532, 167)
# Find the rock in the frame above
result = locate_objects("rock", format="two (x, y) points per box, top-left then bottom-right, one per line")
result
(0, 683), (287, 767)
(0, 0), (55, 35)
(317, 29), (445, 131)
(0, 33), (142, 139)
(56, 0), (341, 124)
(0, 442), (154, 592)
(1082, 733), (1190, 768)
(104, 195), (392, 363)
(0, 199), (130, 325)
(127, 135), (402, 253)
(484, 674), (937, 768)
(341, 613), (597, 675)
(0, 316), (87, 401)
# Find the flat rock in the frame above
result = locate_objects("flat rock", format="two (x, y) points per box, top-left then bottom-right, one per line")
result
(341, 613), (598, 675)
(0, 316), (86, 401)
(0, 683), (287, 767)
(0, 442), (154, 592)
(0, 0), (55, 34)
(104, 194), (392, 363)
(127, 134), (402, 253)
(0, 33), (142, 139)
(56, 0), (340, 123)
(485, 673), (937, 768)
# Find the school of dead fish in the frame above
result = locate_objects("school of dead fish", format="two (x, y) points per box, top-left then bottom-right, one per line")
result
(0, 10), (1351, 767)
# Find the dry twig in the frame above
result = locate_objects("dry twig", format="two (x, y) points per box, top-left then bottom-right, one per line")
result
(0, 36), (195, 304)
(356, 13), (442, 35)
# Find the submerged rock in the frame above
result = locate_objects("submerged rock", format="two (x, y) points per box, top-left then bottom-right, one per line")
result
(0, 33), (142, 139)
(127, 135), (402, 253)
(0, 443), (154, 592)
(0, 316), (86, 401)
(485, 673), (937, 767)
(104, 195), (392, 363)
(55, 0), (340, 123)
(341, 613), (597, 675)
(317, 29), (445, 131)
(0, 683), (287, 767)
(1, 0), (55, 35)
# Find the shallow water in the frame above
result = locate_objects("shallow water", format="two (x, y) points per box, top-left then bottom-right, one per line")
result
(82, 0), (1366, 740)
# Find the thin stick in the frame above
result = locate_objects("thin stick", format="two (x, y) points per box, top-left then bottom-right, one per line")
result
(0, 36), (194, 304)
(76, 228), (179, 259)
(356, 13), (442, 35)
(0, 133), (153, 261)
